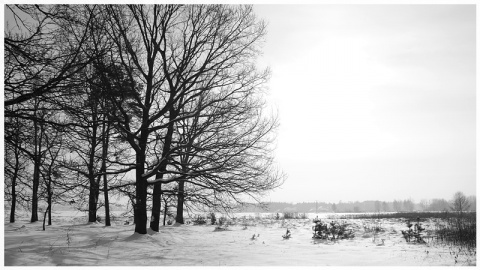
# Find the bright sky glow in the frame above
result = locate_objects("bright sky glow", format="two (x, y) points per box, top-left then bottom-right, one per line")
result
(254, 5), (476, 203)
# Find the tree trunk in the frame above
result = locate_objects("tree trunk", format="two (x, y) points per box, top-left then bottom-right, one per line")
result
(87, 99), (100, 223)
(10, 181), (16, 223)
(176, 180), (185, 224)
(31, 157), (40, 222)
(102, 115), (111, 226)
(150, 108), (176, 231)
(134, 154), (148, 234)
(9, 162), (18, 223)
(31, 127), (41, 223)
(131, 196), (137, 225)
(31, 100), (43, 223)
(9, 121), (21, 223)
(150, 183), (162, 231)
(42, 204), (51, 231)
(88, 183), (98, 222)
(103, 174), (110, 226)
(47, 181), (52, 226)
(163, 198), (168, 226)
(134, 185), (148, 234)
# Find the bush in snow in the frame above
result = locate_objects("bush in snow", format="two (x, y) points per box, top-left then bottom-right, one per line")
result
(192, 215), (207, 225)
(401, 218), (426, 243)
(312, 219), (354, 240)
(209, 213), (216, 225)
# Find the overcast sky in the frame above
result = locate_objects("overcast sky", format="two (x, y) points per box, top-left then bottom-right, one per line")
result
(253, 5), (476, 203)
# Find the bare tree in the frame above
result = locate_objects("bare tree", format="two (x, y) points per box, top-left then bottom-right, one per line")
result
(451, 191), (471, 213)
(39, 123), (64, 229)
(28, 97), (47, 222)
(8, 98), (60, 223)
(101, 4), (280, 233)
(170, 88), (283, 223)
(103, 5), (284, 233)
(4, 115), (29, 223)
(100, 114), (112, 226)
(98, 5), (180, 234)
(54, 5), (128, 223)
(145, 4), (281, 230)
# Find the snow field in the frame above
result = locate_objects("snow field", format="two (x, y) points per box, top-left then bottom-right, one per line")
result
(4, 211), (476, 266)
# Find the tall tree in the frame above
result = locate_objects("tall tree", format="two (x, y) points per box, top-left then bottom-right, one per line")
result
(100, 114), (112, 226)
(39, 122), (63, 228)
(4, 116), (29, 223)
(5, 5), (105, 222)
(149, 4), (281, 230)
(100, 5), (180, 234)
(451, 191), (471, 213)
(61, 63), (110, 223)
(170, 86), (282, 223)
(29, 97), (46, 222)
(102, 4), (283, 233)
(58, 5), (124, 222)
(10, 97), (57, 223)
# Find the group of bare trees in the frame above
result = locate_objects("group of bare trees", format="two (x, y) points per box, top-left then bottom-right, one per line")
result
(4, 4), (284, 234)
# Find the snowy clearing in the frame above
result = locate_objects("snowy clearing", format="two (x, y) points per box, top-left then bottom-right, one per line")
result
(4, 211), (476, 266)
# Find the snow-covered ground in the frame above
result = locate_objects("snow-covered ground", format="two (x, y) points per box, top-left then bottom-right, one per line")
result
(4, 210), (476, 266)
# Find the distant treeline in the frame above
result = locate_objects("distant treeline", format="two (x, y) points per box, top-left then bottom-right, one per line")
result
(238, 196), (476, 213)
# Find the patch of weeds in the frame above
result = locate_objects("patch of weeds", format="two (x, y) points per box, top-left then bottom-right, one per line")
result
(192, 215), (207, 225)
(433, 215), (476, 249)
(432, 216), (476, 265)
(363, 220), (385, 233)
